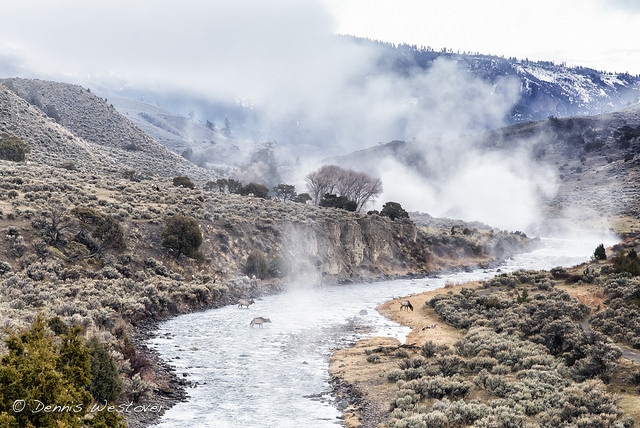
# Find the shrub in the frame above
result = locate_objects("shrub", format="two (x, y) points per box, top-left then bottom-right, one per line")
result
(0, 261), (12, 275)
(244, 251), (268, 279)
(161, 214), (203, 259)
(59, 161), (77, 171)
(366, 354), (381, 363)
(72, 207), (126, 254)
(268, 256), (289, 278)
(380, 201), (410, 221)
(421, 341), (437, 358)
(240, 182), (269, 198)
(0, 133), (29, 162)
(413, 376), (472, 399)
(319, 193), (357, 211)
(612, 249), (640, 276)
(172, 175), (195, 189)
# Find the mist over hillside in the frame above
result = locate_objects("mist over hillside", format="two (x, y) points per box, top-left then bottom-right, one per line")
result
(5, 71), (640, 233)
(102, 38), (640, 156)
(77, 39), (640, 233)
(331, 103), (640, 233)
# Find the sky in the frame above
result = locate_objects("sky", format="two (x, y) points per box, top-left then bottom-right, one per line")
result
(0, 0), (634, 231)
(1, 0), (638, 81)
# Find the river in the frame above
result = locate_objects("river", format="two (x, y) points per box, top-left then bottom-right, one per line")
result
(148, 235), (612, 427)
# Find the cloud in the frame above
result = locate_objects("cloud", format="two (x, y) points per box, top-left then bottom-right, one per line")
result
(597, 0), (640, 12)
(0, 1), (335, 90)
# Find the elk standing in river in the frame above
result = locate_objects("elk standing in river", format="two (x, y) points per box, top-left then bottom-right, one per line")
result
(250, 317), (271, 327)
(238, 298), (255, 309)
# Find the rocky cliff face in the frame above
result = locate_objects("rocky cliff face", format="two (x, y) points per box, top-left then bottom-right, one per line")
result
(185, 194), (428, 282)
(194, 194), (529, 282)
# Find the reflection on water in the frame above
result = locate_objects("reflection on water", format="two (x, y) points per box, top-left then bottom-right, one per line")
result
(149, 236), (611, 427)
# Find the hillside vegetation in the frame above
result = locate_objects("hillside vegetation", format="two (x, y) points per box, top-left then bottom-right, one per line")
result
(7, 75), (640, 427)
(0, 78), (218, 183)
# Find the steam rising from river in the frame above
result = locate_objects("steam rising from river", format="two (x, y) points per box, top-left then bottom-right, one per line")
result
(0, 0), (607, 233)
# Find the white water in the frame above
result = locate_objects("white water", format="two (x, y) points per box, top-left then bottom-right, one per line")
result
(149, 236), (612, 428)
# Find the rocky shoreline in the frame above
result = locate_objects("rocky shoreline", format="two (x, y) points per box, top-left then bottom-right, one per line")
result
(123, 320), (191, 428)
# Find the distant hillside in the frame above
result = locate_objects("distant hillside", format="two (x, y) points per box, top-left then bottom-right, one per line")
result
(484, 104), (640, 225)
(109, 97), (248, 172)
(0, 78), (219, 183)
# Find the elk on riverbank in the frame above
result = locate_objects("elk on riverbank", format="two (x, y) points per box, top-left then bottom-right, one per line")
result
(400, 300), (414, 311)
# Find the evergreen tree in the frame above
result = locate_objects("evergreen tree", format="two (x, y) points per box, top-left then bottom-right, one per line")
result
(58, 325), (92, 396)
(0, 133), (30, 162)
(88, 337), (123, 403)
(0, 315), (92, 427)
(593, 243), (607, 261)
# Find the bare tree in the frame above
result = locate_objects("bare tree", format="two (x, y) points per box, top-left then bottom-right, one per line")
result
(348, 171), (383, 212)
(305, 165), (382, 212)
(31, 202), (72, 247)
(305, 165), (342, 205)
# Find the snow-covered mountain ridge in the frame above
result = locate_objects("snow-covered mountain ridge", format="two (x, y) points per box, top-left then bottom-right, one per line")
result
(376, 41), (640, 121)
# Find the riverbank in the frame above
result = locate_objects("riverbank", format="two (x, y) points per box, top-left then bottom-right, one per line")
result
(329, 281), (482, 427)
(328, 257), (640, 427)
(129, 276), (476, 427)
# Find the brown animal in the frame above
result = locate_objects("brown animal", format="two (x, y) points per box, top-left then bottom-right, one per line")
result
(400, 300), (414, 311)
(238, 298), (255, 309)
(250, 317), (271, 327)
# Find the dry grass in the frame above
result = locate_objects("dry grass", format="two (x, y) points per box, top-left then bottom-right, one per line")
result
(330, 337), (402, 428)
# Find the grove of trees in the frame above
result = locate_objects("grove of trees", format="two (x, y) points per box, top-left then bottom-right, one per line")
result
(305, 165), (382, 212)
